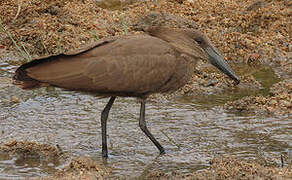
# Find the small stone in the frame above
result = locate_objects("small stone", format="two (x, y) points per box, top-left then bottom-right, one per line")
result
(11, 96), (20, 103)
(205, 80), (218, 87)
(288, 44), (292, 52)
(269, 99), (277, 105)
(281, 100), (291, 108)
(6, 140), (17, 147)
(247, 53), (261, 65)
(266, 106), (275, 113)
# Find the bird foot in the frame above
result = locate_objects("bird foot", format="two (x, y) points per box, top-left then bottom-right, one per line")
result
(160, 149), (166, 155)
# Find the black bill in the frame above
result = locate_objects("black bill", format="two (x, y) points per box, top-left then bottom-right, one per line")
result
(206, 46), (240, 85)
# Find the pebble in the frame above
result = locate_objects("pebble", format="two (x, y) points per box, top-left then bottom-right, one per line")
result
(10, 96), (20, 103)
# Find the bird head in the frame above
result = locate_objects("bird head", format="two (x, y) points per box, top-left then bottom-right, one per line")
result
(185, 29), (240, 84)
(145, 27), (240, 84)
(135, 12), (240, 84)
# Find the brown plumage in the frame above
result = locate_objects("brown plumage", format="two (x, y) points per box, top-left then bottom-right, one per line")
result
(13, 13), (240, 157)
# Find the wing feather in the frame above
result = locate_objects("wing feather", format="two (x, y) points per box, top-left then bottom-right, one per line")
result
(25, 35), (179, 94)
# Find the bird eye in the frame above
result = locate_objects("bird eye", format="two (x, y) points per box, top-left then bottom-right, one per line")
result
(194, 38), (203, 45)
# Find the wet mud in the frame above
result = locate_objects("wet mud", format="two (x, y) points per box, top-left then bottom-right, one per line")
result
(42, 156), (110, 180)
(145, 156), (292, 180)
(0, 140), (62, 159)
(226, 79), (291, 115)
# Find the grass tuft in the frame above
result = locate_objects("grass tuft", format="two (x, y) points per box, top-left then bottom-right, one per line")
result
(92, 30), (99, 40)
(0, 18), (31, 61)
(120, 16), (128, 35)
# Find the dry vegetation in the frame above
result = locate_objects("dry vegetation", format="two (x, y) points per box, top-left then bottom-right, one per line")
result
(0, 0), (290, 64)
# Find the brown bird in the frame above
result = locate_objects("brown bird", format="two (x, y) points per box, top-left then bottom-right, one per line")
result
(13, 13), (240, 158)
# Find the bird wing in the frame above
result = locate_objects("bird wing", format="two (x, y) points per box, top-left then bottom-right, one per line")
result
(25, 35), (179, 94)
(64, 36), (118, 56)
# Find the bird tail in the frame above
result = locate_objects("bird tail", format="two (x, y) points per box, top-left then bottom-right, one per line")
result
(13, 63), (48, 89)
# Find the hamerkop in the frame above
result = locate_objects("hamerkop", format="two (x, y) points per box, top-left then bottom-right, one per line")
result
(13, 13), (240, 157)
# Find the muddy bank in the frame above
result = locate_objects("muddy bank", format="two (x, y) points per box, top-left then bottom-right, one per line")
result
(43, 155), (292, 179)
(41, 157), (110, 180)
(0, 140), (109, 179)
(0, 0), (290, 63)
(0, 140), (62, 159)
(1, 141), (290, 179)
(144, 156), (292, 180)
(225, 79), (292, 115)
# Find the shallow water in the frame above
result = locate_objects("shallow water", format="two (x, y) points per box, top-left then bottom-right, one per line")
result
(0, 63), (290, 179)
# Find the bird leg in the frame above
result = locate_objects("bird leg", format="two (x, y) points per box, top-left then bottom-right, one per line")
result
(101, 96), (116, 158)
(139, 99), (165, 155)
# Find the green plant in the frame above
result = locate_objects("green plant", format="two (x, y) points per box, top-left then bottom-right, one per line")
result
(56, 34), (63, 53)
(120, 16), (128, 35)
(20, 42), (31, 62)
(92, 30), (99, 40)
